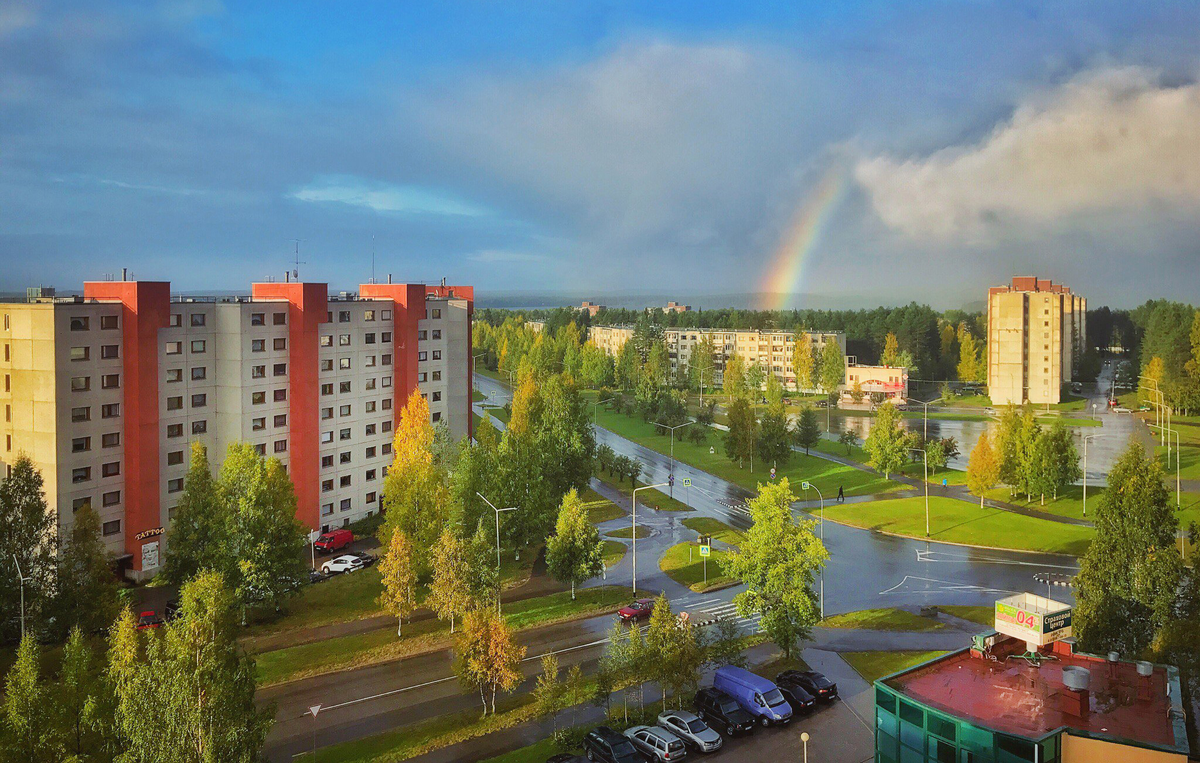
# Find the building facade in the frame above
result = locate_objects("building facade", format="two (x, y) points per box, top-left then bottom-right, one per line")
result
(987, 277), (1086, 405)
(843, 362), (909, 405)
(588, 325), (845, 390)
(0, 277), (472, 579)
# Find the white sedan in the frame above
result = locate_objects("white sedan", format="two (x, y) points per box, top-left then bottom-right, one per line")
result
(321, 555), (364, 575)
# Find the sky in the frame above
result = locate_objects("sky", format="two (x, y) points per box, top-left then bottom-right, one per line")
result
(1, 0), (1198, 308)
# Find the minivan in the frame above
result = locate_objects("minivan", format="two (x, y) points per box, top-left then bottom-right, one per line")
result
(712, 666), (792, 727)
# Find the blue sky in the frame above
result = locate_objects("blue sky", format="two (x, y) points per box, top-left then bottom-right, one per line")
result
(2, 1), (1198, 306)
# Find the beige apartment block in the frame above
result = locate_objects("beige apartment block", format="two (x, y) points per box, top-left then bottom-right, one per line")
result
(987, 276), (1086, 405)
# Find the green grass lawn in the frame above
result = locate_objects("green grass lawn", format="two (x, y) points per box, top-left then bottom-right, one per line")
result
(1037, 415), (1101, 427)
(659, 542), (735, 592)
(602, 540), (627, 567)
(257, 585), (631, 686)
(842, 651), (950, 685)
(593, 406), (906, 499)
(903, 410), (992, 423)
(819, 496), (1093, 556)
(606, 525), (651, 539)
(681, 517), (744, 545)
(479, 737), (565, 763)
(484, 406), (511, 425)
(938, 394), (992, 408)
(982, 484), (1101, 522)
(811, 438), (968, 485)
(244, 567), (388, 640)
(472, 389), (487, 402)
(938, 605), (995, 628)
(598, 476), (693, 512)
(581, 487), (625, 524)
(820, 608), (943, 632)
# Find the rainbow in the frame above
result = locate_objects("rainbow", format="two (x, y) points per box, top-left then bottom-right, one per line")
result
(758, 166), (847, 311)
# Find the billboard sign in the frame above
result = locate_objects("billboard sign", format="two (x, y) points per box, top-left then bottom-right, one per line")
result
(994, 593), (1072, 646)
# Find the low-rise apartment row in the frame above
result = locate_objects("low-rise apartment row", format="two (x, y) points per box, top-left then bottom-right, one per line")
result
(0, 277), (473, 579)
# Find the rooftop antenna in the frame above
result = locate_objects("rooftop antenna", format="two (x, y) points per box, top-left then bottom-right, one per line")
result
(289, 239), (306, 281)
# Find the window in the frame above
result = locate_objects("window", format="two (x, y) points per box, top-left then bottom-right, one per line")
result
(72, 497), (91, 511)
(100, 315), (119, 330)
(365, 355), (376, 368)
(191, 394), (207, 408)
(274, 413), (287, 427)
(417, 373), (427, 382)
(432, 371), (441, 381)
(382, 398), (392, 410)
(321, 383), (333, 396)
(273, 388), (287, 402)
(365, 401), (376, 413)
(273, 338), (287, 351)
(339, 428), (351, 441)
(190, 366), (206, 381)
(191, 420), (207, 435)
(382, 376), (391, 388)
(252, 417), (266, 431)
(365, 378), (377, 390)
(320, 359), (333, 372)
(432, 350), (441, 361)
(381, 331), (391, 342)
(102, 520), (120, 536)
(431, 411), (441, 422)
(167, 424), (183, 438)
(338, 310), (351, 323)
(381, 310), (391, 320)
(365, 422), (377, 436)
(252, 339), (265, 352)
(418, 330), (427, 340)
(166, 341), (182, 355)
(70, 346), (90, 361)
(339, 357), (351, 370)
(364, 310), (375, 321)
(252, 365), (266, 379)
(102, 432), (120, 447)
(102, 490), (121, 507)
(71, 406), (91, 422)
(321, 455), (334, 468)
(320, 335), (333, 347)
(274, 439), (287, 453)
(169, 313), (182, 327)
(273, 312), (287, 325)
(340, 498), (352, 511)
(431, 308), (441, 319)
(168, 478), (184, 493)
(339, 381), (351, 394)
(321, 503), (333, 517)
(101, 344), (119, 359)
(365, 443), (376, 455)
(339, 452), (351, 464)
(251, 312), (265, 326)
(167, 396), (183, 411)
(365, 332), (376, 344)
(418, 351), (427, 361)
(321, 407), (333, 420)
(102, 403), (120, 419)
(322, 479), (333, 492)
(339, 475), (351, 487)
(72, 376), (91, 392)
(339, 405), (351, 417)
(166, 369), (182, 383)
(168, 450), (184, 466)
(366, 468), (377, 481)
(252, 391), (266, 405)
(382, 421), (392, 433)
(366, 492), (376, 504)
(382, 442), (392, 455)
(70, 316), (90, 331)
(253, 443), (266, 456)
(432, 330), (441, 340)
(338, 334), (350, 346)
(432, 391), (441, 402)
(194, 341), (212, 355)
(321, 431), (333, 444)
(190, 313), (206, 327)
(274, 363), (287, 377)
(72, 467), (91, 483)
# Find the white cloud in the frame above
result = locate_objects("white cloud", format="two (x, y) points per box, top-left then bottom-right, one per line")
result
(468, 249), (545, 264)
(290, 176), (490, 217)
(0, 4), (35, 37)
(854, 67), (1200, 240)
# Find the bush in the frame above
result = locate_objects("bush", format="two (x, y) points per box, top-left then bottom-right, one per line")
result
(552, 726), (590, 752)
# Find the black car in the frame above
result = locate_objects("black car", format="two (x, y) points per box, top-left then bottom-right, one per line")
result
(308, 569), (332, 584)
(693, 687), (755, 737)
(775, 673), (817, 714)
(164, 598), (182, 622)
(583, 726), (642, 763)
(776, 670), (838, 701)
(350, 551), (376, 568)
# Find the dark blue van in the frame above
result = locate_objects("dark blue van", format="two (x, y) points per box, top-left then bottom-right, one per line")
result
(712, 665), (793, 727)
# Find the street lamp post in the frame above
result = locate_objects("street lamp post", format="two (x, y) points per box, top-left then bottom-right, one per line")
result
(631, 481), (670, 595)
(909, 448), (929, 537)
(13, 556), (31, 641)
(801, 481), (825, 619)
(800, 731), (810, 763)
(654, 421), (693, 496)
(477, 492), (517, 613)
(1149, 424), (1181, 510)
(1081, 433), (1106, 517)
(697, 365), (714, 408)
(905, 397), (942, 441)
(1138, 376), (1164, 441)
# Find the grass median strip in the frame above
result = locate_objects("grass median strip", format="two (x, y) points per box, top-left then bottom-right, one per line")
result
(820, 608), (942, 632)
(256, 586), (631, 687)
(598, 476), (693, 512)
(681, 517), (744, 545)
(842, 651), (951, 685)
(818, 496), (1093, 556)
(660, 542), (735, 592)
(606, 525), (651, 539)
(601, 540), (627, 567)
(937, 605), (995, 628)
(581, 487), (625, 523)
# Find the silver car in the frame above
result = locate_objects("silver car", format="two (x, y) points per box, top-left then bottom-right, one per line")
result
(657, 710), (723, 753)
(623, 725), (687, 762)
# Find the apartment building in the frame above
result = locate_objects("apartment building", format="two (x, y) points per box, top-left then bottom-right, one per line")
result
(0, 277), (472, 579)
(589, 325), (846, 390)
(987, 277), (1086, 405)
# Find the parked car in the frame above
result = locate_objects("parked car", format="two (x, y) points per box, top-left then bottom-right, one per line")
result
(321, 554), (365, 575)
(774, 673), (817, 714)
(693, 688), (755, 737)
(350, 551), (376, 567)
(163, 598), (182, 622)
(1113, 406), (1131, 414)
(776, 669), (838, 702)
(313, 529), (354, 554)
(624, 725), (687, 762)
(617, 598), (655, 623)
(657, 710), (723, 753)
(545, 755), (587, 763)
(136, 611), (163, 630)
(712, 665), (792, 727)
(308, 569), (332, 584)
(583, 726), (643, 763)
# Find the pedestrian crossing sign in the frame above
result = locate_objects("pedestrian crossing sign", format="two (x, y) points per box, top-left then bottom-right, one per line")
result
(682, 478), (691, 487)
(699, 544), (711, 557)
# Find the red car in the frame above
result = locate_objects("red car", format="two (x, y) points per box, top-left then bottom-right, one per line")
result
(313, 529), (354, 554)
(618, 598), (655, 622)
(136, 611), (163, 630)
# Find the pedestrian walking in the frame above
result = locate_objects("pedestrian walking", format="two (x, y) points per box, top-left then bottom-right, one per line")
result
(837, 485), (844, 503)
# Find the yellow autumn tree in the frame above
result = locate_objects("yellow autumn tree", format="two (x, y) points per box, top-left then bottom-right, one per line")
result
(381, 389), (450, 570)
(452, 607), (526, 716)
(378, 529), (417, 636)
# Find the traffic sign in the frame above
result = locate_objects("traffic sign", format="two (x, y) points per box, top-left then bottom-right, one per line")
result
(309, 704), (322, 718)
(682, 478), (691, 487)
(699, 544), (711, 557)
(668, 474), (675, 487)
(769, 467), (776, 480)
(801, 481), (811, 490)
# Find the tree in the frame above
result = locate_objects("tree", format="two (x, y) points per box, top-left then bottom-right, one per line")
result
(453, 607), (526, 716)
(818, 341), (845, 406)
(580, 342), (615, 389)
(864, 403), (908, 479)
(849, 379), (864, 403)
(757, 375), (792, 468)
(745, 363), (767, 397)
(881, 332), (900, 366)
(688, 333), (717, 393)
(379, 530), (418, 636)
(838, 428), (859, 455)
(924, 438), (947, 474)
(1075, 442), (1183, 656)
(703, 616), (747, 669)
(382, 389), (452, 570)
(724, 396), (758, 469)
(465, 519), (501, 605)
(795, 405), (821, 456)
(533, 653), (566, 733)
(645, 593), (703, 709)
(545, 489), (605, 600)
(723, 353), (746, 401)
(54, 626), (104, 758)
(722, 480), (827, 660)
(1034, 423), (1081, 502)
(966, 432), (1000, 507)
(3, 635), (55, 761)
(598, 620), (632, 721)
(615, 339), (642, 390)
(163, 442), (225, 585)
(791, 331), (815, 393)
(1141, 356), (1165, 408)
(0, 455), (56, 642)
(109, 571), (272, 762)
(429, 529), (473, 634)
(957, 330), (979, 383)
(52, 502), (119, 640)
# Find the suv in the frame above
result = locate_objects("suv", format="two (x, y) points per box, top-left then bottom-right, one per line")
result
(321, 554), (364, 575)
(618, 598), (655, 623)
(583, 726), (642, 763)
(624, 725), (687, 762)
(657, 710), (722, 753)
(313, 529), (354, 554)
(776, 670), (838, 702)
(693, 688), (755, 737)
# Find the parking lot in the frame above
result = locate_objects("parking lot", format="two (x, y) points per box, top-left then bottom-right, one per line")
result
(699, 696), (873, 762)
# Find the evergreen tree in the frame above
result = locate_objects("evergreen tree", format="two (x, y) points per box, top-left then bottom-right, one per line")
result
(163, 442), (225, 585)
(0, 456), (56, 642)
(724, 396), (758, 469)
(53, 502), (119, 640)
(703, 616), (747, 669)
(756, 375), (792, 467)
(795, 405), (821, 456)
(545, 490), (605, 600)
(838, 428), (859, 455)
